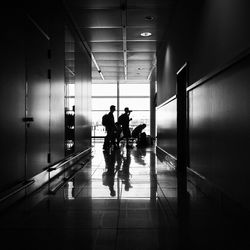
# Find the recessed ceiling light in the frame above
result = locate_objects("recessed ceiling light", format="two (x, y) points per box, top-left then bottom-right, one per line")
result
(145, 16), (154, 21)
(140, 32), (152, 37)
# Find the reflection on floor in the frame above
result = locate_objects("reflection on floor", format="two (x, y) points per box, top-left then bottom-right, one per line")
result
(0, 140), (249, 250)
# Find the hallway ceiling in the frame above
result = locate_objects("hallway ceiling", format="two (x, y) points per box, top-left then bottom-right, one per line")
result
(64, 0), (177, 81)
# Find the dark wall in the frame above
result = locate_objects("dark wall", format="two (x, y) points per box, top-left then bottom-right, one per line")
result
(157, 0), (250, 104)
(157, 99), (177, 158)
(49, 8), (65, 163)
(25, 14), (50, 178)
(157, 0), (250, 209)
(0, 8), (26, 190)
(150, 68), (156, 138)
(0, 3), (92, 194)
(189, 56), (250, 208)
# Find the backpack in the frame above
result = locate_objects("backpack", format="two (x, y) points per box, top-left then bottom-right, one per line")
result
(102, 114), (108, 126)
(118, 114), (125, 125)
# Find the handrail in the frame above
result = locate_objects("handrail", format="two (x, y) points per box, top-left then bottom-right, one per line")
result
(48, 157), (91, 194)
(44, 148), (91, 172)
(156, 95), (177, 110)
(0, 180), (35, 203)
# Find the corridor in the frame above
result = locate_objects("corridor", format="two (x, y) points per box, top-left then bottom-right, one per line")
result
(0, 140), (249, 250)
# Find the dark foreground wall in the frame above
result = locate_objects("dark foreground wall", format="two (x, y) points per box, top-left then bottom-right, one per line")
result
(157, 0), (250, 209)
(0, 3), (91, 194)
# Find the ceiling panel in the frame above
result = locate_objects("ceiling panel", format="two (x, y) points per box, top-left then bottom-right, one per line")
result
(93, 60), (124, 67)
(94, 52), (123, 61)
(80, 28), (122, 42)
(102, 71), (125, 78)
(127, 9), (172, 28)
(68, 0), (120, 9)
(73, 9), (122, 28)
(97, 66), (124, 72)
(127, 0), (176, 8)
(128, 71), (148, 76)
(127, 9), (157, 27)
(127, 52), (155, 60)
(128, 60), (152, 66)
(127, 75), (148, 80)
(90, 42), (123, 52)
(127, 41), (156, 52)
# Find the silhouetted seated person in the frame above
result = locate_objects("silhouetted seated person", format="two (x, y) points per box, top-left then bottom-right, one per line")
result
(131, 123), (146, 140)
(137, 132), (147, 148)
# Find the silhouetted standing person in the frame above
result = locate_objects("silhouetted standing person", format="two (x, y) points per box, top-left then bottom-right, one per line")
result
(118, 107), (133, 148)
(103, 105), (116, 151)
(114, 122), (122, 149)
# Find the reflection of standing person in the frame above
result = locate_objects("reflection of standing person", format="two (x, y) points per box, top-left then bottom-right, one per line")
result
(114, 122), (122, 149)
(103, 105), (116, 151)
(119, 148), (132, 191)
(102, 150), (116, 197)
(118, 107), (133, 148)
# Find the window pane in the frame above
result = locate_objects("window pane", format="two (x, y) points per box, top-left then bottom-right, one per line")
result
(92, 98), (117, 110)
(67, 84), (75, 96)
(65, 97), (75, 110)
(120, 84), (149, 96)
(92, 84), (117, 96)
(119, 98), (149, 111)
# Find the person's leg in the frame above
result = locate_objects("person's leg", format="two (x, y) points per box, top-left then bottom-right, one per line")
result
(103, 135), (109, 150)
(104, 128), (112, 150)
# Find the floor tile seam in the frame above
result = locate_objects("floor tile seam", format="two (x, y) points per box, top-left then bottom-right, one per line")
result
(116, 226), (165, 230)
(114, 185), (123, 250)
(12, 226), (121, 230)
(73, 168), (99, 199)
(45, 209), (120, 214)
(155, 179), (178, 223)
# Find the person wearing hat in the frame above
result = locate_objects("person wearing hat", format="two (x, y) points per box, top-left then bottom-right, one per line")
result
(103, 105), (116, 150)
(118, 107), (133, 148)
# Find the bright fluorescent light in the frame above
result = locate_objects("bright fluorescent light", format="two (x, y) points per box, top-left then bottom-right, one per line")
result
(140, 32), (152, 37)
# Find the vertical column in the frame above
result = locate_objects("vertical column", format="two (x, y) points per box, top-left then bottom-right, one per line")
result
(117, 80), (120, 120)
(176, 62), (189, 214)
(176, 62), (189, 248)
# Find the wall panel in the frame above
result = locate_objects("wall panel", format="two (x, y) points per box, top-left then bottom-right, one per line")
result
(157, 99), (177, 158)
(189, 55), (250, 208)
(25, 17), (50, 178)
(0, 9), (26, 191)
(50, 10), (65, 163)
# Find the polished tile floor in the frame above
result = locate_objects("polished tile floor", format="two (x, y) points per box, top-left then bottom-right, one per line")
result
(0, 140), (249, 250)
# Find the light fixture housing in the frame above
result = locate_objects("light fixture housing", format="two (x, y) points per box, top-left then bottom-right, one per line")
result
(140, 32), (152, 37)
(145, 16), (154, 21)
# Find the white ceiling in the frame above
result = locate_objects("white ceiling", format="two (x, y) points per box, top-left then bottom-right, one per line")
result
(64, 0), (178, 81)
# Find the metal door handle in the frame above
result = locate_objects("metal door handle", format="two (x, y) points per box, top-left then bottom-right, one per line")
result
(22, 117), (34, 122)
